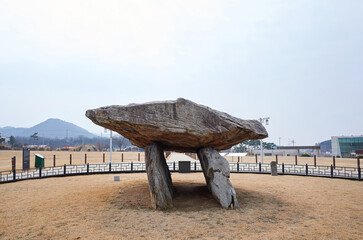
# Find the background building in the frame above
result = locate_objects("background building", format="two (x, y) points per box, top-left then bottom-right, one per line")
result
(252, 149), (298, 156)
(252, 146), (320, 157)
(331, 135), (363, 158)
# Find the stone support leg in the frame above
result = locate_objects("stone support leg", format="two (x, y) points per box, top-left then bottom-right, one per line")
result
(145, 142), (173, 209)
(197, 147), (240, 209)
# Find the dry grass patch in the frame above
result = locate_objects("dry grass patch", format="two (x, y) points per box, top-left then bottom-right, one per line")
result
(0, 173), (362, 239)
(0, 150), (359, 171)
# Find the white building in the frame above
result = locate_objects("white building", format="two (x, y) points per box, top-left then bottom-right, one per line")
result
(251, 149), (298, 156)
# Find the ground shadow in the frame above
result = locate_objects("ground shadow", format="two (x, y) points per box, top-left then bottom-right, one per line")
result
(171, 182), (220, 211)
(112, 179), (293, 214)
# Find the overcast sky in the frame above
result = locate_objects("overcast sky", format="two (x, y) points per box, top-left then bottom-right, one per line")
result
(0, 0), (362, 146)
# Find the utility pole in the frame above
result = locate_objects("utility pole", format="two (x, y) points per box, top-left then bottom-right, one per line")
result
(259, 117), (270, 164)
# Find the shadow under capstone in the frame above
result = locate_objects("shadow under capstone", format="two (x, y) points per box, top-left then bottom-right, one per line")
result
(112, 179), (293, 214)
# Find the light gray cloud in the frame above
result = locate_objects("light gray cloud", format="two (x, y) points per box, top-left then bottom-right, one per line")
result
(0, 0), (362, 145)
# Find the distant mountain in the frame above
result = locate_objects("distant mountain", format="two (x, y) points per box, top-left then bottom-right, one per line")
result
(317, 140), (332, 153)
(0, 118), (97, 139)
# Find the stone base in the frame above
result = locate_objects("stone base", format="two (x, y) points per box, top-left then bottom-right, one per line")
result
(145, 143), (173, 209)
(197, 147), (240, 209)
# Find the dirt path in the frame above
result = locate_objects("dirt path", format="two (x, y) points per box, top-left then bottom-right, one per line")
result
(0, 173), (362, 239)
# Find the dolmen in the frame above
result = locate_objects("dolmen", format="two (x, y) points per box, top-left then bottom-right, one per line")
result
(86, 98), (268, 210)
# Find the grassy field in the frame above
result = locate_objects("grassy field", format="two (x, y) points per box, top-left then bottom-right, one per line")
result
(0, 150), (359, 172)
(0, 173), (362, 239)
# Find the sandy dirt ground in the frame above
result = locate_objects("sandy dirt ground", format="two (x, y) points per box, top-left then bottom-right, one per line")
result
(0, 173), (362, 240)
(0, 150), (359, 171)
(0, 151), (146, 171)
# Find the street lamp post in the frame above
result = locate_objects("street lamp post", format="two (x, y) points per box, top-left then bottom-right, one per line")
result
(109, 130), (112, 163)
(259, 117), (270, 164)
(104, 128), (113, 163)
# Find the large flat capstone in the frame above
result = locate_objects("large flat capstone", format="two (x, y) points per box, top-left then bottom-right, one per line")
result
(86, 98), (268, 152)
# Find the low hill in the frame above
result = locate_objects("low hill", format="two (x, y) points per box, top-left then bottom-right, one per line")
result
(317, 140), (332, 153)
(0, 118), (96, 139)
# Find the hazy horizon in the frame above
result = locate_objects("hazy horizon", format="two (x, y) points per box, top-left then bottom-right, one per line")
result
(1, 0), (362, 146)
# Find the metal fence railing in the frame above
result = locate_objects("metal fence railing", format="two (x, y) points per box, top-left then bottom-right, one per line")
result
(0, 162), (361, 184)
(1, 150), (362, 171)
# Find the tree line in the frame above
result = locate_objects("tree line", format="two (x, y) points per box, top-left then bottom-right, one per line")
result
(1, 134), (132, 151)
(232, 140), (277, 152)
(2, 133), (276, 153)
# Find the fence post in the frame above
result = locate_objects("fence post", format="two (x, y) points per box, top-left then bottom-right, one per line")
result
(70, 154), (72, 165)
(103, 153), (105, 163)
(358, 157), (361, 180)
(275, 155), (278, 164)
(39, 167), (42, 179)
(333, 156), (336, 169)
(64, 164), (66, 175)
(282, 163), (285, 174)
(259, 163), (261, 173)
(12, 156), (16, 182)
(314, 155), (316, 167)
(295, 155), (297, 165)
(173, 161), (175, 171)
(53, 155), (56, 167)
(12, 156), (16, 171)
(138, 153), (140, 162)
(87, 163), (89, 174)
(358, 167), (361, 181)
(237, 162), (240, 172)
(109, 162), (112, 173)
(305, 164), (308, 176)
(255, 154), (258, 163)
(330, 165), (333, 178)
(238, 156), (240, 163)
(131, 162), (133, 172)
(121, 153), (123, 162)
(85, 154), (87, 164)
(357, 157), (360, 169)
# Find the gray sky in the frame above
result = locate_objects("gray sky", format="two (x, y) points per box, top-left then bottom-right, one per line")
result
(0, 0), (362, 145)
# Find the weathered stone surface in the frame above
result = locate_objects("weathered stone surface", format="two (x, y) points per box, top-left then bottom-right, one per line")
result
(86, 98), (268, 153)
(197, 148), (240, 209)
(145, 142), (173, 209)
(270, 161), (278, 176)
(86, 98), (267, 210)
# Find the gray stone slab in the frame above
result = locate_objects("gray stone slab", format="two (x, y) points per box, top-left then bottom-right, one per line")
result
(145, 142), (173, 209)
(86, 98), (268, 152)
(270, 161), (278, 176)
(197, 147), (240, 209)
